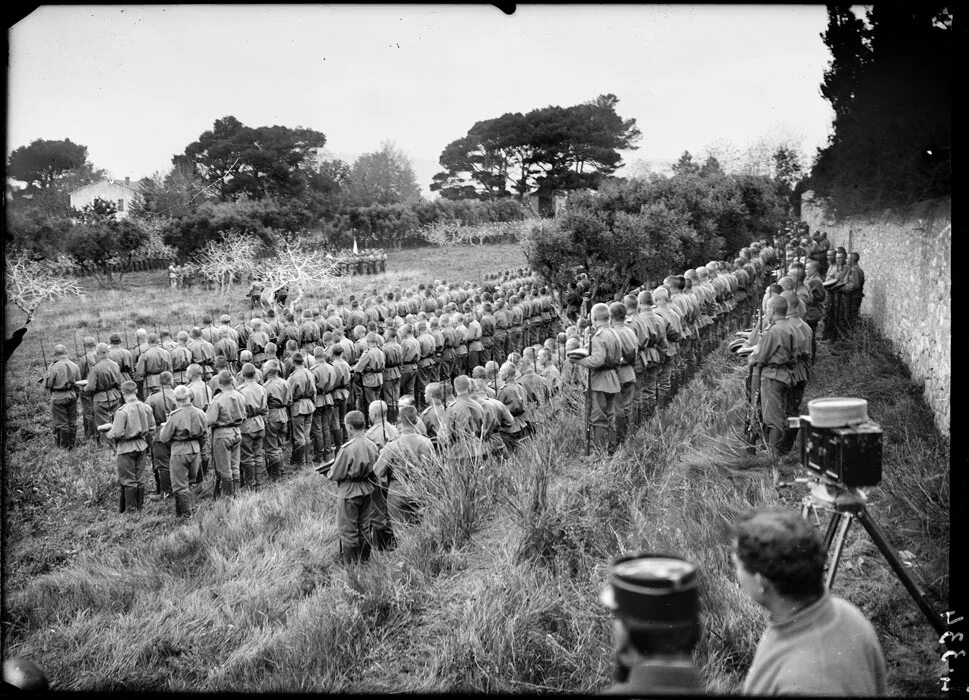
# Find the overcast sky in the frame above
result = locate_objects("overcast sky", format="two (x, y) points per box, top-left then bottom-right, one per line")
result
(8, 4), (835, 196)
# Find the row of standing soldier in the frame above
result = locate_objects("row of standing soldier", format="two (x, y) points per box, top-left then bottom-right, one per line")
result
(42, 238), (785, 528)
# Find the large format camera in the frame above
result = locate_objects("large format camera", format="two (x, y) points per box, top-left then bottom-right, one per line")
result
(793, 398), (883, 487)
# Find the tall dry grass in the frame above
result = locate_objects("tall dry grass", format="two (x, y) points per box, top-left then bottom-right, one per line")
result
(4, 259), (948, 694)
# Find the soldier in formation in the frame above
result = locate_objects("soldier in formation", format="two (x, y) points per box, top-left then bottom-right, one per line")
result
(41, 236), (803, 530)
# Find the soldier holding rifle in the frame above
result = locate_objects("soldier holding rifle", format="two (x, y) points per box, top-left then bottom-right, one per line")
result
(146, 371), (177, 500)
(104, 381), (155, 512)
(158, 385), (208, 517)
(44, 344), (81, 449)
(569, 303), (622, 455)
(326, 410), (379, 564)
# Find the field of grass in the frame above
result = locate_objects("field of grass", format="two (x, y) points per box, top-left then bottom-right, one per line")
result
(2, 242), (949, 693)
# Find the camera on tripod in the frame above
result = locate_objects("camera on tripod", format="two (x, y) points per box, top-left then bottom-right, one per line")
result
(789, 398), (883, 488)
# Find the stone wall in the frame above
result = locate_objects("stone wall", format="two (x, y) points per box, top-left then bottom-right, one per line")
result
(801, 194), (950, 435)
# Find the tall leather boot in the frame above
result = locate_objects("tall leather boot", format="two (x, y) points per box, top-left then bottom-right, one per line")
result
(615, 415), (627, 444)
(212, 473), (222, 499)
(767, 427), (785, 459)
(340, 543), (358, 565)
(780, 427), (799, 455)
(119, 486), (127, 513)
(591, 426), (610, 454)
(136, 485), (146, 510)
(231, 478), (241, 496)
(151, 469), (172, 501)
(174, 492), (191, 517)
(242, 463), (255, 490)
(124, 486), (140, 512)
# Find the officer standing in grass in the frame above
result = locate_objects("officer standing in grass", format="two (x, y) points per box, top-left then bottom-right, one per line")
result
(571, 303), (622, 454)
(238, 362), (268, 490)
(146, 371), (177, 500)
(136, 332), (172, 396)
(105, 380), (155, 512)
(609, 303), (640, 444)
(205, 370), (246, 497)
(373, 404), (434, 528)
(44, 344), (81, 449)
(107, 332), (135, 384)
(84, 342), (125, 436)
(170, 332), (193, 385)
(749, 296), (798, 459)
(326, 410), (379, 564)
(651, 288), (681, 409)
(261, 359), (292, 480)
(380, 327), (403, 423)
(189, 327), (216, 380)
(286, 352), (316, 469)
(843, 252), (866, 330)
(158, 385), (207, 518)
(78, 336), (98, 440)
(353, 331), (386, 413)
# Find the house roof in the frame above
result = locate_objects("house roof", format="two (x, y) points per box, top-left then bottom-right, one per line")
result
(69, 178), (144, 196)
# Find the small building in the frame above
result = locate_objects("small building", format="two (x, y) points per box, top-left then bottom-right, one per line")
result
(69, 178), (143, 219)
(522, 189), (569, 218)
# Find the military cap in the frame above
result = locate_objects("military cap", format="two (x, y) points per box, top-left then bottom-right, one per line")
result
(600, 552), (700, 632)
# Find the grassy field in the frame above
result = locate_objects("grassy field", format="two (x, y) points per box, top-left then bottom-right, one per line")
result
(2, 242), (949, 693)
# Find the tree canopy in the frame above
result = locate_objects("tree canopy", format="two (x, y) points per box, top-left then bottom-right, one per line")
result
(66, 199), (149, 284)
(7, 138), (89, 190)
(809, 4), (951, 217)
(178, 116), (328, 202)
(431, 94), (640, 200)
(523, 167), (787, 303)
(347, 141), (421, 206)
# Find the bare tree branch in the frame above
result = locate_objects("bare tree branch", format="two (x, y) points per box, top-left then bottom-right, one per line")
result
(5, 253), (85, 324)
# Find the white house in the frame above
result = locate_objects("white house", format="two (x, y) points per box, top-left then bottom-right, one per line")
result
(69, 178), (142, 218)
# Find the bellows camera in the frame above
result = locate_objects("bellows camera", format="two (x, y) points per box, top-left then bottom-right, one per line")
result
(793, 398), (883, 487)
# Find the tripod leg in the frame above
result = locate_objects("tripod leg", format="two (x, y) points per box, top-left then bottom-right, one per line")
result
(825, 513), (851, 591)
(822, 510), (843, 552)
(855, 506), (946, 636)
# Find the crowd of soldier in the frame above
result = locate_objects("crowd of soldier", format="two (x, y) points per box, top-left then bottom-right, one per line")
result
(41, 226), (866, 557)
(738, 226), (866, 464)
(167, 250), (389, 292)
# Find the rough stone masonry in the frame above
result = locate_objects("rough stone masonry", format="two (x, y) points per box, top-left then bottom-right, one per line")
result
(801, 194), (950, 436)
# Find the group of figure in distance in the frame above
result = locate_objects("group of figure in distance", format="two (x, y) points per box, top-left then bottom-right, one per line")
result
(167, 248), (388, 292)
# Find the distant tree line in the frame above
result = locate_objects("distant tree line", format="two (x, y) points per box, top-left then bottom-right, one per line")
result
(7, 91), (800, 284)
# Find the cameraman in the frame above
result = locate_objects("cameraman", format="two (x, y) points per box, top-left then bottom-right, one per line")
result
(600, 552), (704, 695)
(731, 508), (887, 696)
